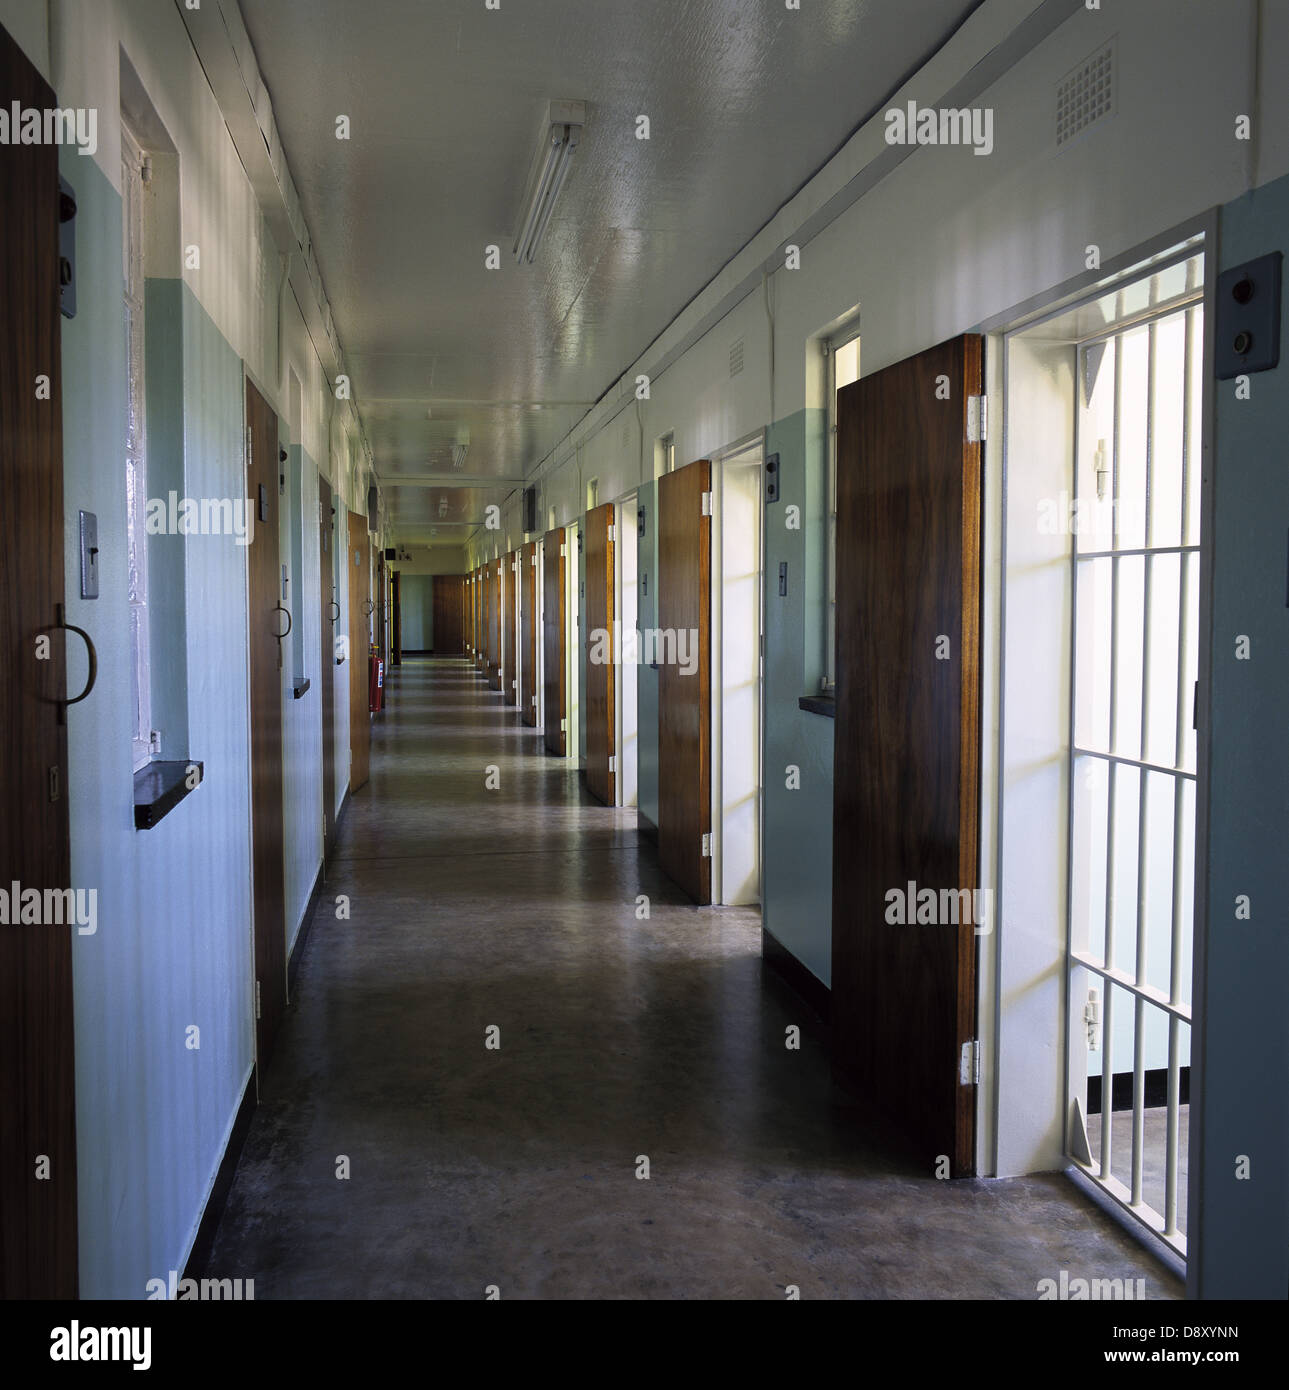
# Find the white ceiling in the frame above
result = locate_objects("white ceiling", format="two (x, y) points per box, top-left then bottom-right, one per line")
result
(239, 0), (982, 544)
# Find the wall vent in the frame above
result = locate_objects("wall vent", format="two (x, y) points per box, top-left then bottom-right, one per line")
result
(729, 337), (745, 377)
(1056, 40), (1115, 147)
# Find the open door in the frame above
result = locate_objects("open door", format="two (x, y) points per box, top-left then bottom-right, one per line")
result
(503, 550), (517, 705)
(0, 17), (79, 1296)
(583, 504), (615, 804)
(543, 528), (566, 754)
(487, 560), (502, 691)
(657, 460), (712, 904)
(521, 542), (538, 725)
(831, 333), (983, 1176)
(347, 511), (370, 791)
(246, 378), (287, 1062)
(320, 477), (336, 860)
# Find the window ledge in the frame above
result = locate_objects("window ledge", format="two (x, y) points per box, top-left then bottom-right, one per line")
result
(134, 759), (203, 830)
(292, 677), (311, 700)
(798, 694), (835, 718)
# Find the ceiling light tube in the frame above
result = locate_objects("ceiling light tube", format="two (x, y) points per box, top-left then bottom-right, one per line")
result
(513, 102), (585, 265)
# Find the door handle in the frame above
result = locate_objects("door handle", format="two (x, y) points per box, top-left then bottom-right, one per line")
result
(41, 604), (97, 724)
(273, 603), (292, 640)
(363, 599), (375, 616)
(330, 600), (341, 622)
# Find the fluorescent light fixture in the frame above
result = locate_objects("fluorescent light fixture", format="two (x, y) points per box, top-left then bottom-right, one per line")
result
(513, 101), (585, 264)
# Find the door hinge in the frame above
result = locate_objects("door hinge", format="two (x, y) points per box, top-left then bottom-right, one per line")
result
(959, 1039), (980, 1086)
(531, 695), (537, 707)
(608, 754), (616, 773)
(700, 490), (713, 516)
(531, 554), (538, 567)
(560, 543), (567, 557)
(255, 979), (262, 1020)
(967, 395), (987, 445)
(700, 832), (713, 858)
(607, 523), (616, 543)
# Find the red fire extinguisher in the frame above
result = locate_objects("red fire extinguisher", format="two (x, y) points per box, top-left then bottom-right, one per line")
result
(368, 650), (384, 712)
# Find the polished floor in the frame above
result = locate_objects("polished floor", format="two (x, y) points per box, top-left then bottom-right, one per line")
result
(204, 657), (1180, 1299)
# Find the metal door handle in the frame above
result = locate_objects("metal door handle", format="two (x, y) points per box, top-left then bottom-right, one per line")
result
(330, 600), (341, 622)
(363, 599), (375, 616)
(273, 604), (292, 640)
(41, 604), (97, 723)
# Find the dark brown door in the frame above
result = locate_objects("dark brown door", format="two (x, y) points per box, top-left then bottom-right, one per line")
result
(0, 18), (78, 1297)
(375, 556), (387, 672)
(520, 541), (538, 726)
(391, 569), (401, 666)
(584, 503), (615, 804)
(658, 460), (712, 904)
(503, 551), (517, 704)
(246, 378), (287, 1063)
(320, 477), (336, 859)
(474, 570), (482, 669)
(432, 574), (464, 655)
(831, 333), (983, 1177)
(347, 511), (370, 791)
(543, 529), (566, 755)
(488, 559), (502, 691)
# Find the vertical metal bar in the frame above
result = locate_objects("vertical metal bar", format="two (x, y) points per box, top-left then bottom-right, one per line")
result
(1165, 1013), (1182, 1236)
(1099, 337), (1124, 1182)
(1165, 304), (1199, 1237)
(1065, 345), (1084, 1167)
(1130, 322), (1157, 1207)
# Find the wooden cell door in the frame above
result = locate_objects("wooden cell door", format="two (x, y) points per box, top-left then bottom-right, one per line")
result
(543, 528), (566, 755)
(0, 17), (79, 1296)
(391, 569), (401, 666)
(583, 503), (615, 804)
(488, 559), (502, 691)
(503, 550), (517, 705)
(433, 574), (464, 655)
(520, 541), (538, 726)
(373, 556), (385, 674)
(320, 477), (336, 860)
(246, 378), (287, 1063)
(831, 333), (983, 1177)
(347, 512), (370, 791)
(658, 460), (712, 904)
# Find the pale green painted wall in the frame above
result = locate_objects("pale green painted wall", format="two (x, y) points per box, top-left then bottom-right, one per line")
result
(62, 153), (255, 1299)
(761, 410), (834, 987)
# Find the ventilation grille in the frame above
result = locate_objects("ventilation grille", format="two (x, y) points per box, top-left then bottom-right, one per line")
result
(729, 337), (745, 377)
(1056, 40), (1115, 147)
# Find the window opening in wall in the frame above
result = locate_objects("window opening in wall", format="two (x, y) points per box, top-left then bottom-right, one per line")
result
(823, 330), (860, 691)
(586, 477), (599, 511)
(122, 120), (152, 771)
(1066, 272), (1203, 1259)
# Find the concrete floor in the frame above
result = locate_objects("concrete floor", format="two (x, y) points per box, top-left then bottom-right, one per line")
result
(204, 657), (1180, 1299)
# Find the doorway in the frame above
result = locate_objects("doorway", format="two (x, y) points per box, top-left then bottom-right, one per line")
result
(246, 376), (288, 1062)
(712, 438), (764, 906)
(1000, 250), (1205, 1256)
(615, 492), (639, 807)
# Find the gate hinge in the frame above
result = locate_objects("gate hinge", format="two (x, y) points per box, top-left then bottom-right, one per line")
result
(701, 832), (713, 858)
(700, 490), (713, 516)
(967, 395), (986, 444)
(959, 1039), (980, 1086)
